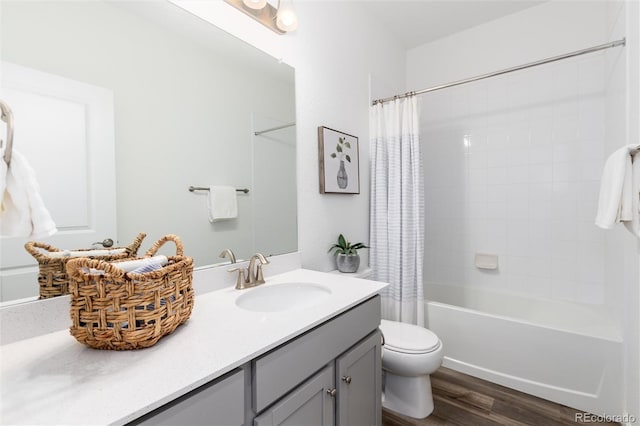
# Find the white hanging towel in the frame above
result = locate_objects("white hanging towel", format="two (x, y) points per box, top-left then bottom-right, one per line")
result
(207, 185), (238, 222)
(623, 151), (640, 237)
(0, 150), (57, 238)
(595, 144), (639, 235)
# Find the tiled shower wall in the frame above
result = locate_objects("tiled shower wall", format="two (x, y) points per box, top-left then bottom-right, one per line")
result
(422, 52), (611, 305)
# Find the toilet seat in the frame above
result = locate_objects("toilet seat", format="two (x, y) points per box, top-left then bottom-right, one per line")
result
(380, 319), (440, 354)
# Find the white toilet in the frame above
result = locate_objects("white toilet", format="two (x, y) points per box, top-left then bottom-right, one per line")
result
(379, 319), (444, 419)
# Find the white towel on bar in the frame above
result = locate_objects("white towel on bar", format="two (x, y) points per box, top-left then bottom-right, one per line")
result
(0, 150), (57, 238)
(595, 144), (639, 234)
(208, 185), (237, 222)
(623, 151), (640, 237)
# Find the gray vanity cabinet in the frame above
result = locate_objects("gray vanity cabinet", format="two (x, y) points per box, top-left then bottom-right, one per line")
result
(131, 367), (246, 426)
(336, 331), (382, 426)
(253, 365), (335, 426)
(252, 296), (380, 413)
(253, 330), (381, 426)
(252, 296), (382, 426)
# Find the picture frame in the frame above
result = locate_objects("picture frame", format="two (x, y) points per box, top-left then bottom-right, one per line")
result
(318, 126), (360, 194)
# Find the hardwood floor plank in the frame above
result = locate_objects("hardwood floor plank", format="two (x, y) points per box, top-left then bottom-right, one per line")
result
(491, 398), (581, 426)
(431, 368), (608, 425)
(433, 393), (529, 426)
(382, 408), (450, 426)
(381, 368), (620, 426)
(431, 376), (495, 413)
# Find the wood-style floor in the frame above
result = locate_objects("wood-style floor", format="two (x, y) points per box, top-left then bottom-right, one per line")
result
(382, 367), (619, 426)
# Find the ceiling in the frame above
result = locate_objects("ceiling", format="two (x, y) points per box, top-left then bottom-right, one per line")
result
(358, 1), (546, 49)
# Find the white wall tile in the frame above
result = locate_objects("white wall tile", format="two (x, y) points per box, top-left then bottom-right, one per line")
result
(551, 278), (576, 302)
(529, 164), (554, 183)
(487, 149), (509, 167)
(486, 167), (508, 184)
(423, 51), (608, 307)
(578, 54), (606, 96)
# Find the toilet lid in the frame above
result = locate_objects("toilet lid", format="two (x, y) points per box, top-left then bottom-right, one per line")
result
(379, 319), (440, 354)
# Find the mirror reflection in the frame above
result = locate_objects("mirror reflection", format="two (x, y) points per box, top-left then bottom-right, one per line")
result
(0, 0), (297, 303)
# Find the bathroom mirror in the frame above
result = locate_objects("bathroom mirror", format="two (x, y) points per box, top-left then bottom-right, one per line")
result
(0, 0), (297, 302)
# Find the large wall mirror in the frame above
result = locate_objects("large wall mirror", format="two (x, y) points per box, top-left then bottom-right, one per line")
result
(0, 0), (297, 303)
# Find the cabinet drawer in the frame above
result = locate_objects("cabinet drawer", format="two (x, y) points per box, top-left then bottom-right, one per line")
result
(131, 368), (245, 426)
(253, 295), (380, 412)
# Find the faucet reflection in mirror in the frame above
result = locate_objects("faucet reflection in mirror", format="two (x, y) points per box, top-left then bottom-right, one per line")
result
(219, 248), (237, 264)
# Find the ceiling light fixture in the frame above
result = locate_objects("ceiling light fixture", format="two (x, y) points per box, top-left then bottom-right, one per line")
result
(275, 0), (297, 32)
(224, 0), (297, 35)
(242, 0), (267, 10)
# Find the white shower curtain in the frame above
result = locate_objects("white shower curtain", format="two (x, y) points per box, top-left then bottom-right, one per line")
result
(370, 96), (424, 325)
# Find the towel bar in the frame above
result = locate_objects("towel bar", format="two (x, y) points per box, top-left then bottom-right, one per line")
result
(188, 186), (249, 194)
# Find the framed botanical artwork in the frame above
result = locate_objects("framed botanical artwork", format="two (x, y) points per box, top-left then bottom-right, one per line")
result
(318, 126), (360, 194)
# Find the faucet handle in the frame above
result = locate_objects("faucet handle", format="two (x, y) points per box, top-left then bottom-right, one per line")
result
(228, 267), (248, 289)
(248, 253), (269, 285)
(255, 263), (266, 284)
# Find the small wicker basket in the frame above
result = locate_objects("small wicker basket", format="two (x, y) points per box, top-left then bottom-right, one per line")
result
(24, 232), (147, 299)
(66, 234), (194, 350)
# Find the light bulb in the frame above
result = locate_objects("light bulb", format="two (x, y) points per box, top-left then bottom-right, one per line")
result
(243, 0), (267, 10)
(276, 1), (297, 32)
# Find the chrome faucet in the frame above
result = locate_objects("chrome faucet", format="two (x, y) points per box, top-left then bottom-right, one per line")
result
(219, 248), (237, 264)
(230, 253), (270, 290)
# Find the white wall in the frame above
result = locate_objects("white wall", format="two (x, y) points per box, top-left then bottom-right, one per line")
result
(407, 1), (607, 90)
(176, 1), (406, 272)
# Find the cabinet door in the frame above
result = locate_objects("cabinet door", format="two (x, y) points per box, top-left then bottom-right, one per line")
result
(336, 331), (382, 426)
(131, 368), (245, 426)
(254, 365), (335, 426)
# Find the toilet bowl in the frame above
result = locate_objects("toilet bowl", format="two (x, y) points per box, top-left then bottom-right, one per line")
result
(379, 319), (443, 419)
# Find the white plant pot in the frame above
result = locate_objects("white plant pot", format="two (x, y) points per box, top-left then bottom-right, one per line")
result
(336, 254), (360, 273)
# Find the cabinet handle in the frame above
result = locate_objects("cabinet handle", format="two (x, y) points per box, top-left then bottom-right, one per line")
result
(326, 388), (337, 397)
(341, 376), (352, 384)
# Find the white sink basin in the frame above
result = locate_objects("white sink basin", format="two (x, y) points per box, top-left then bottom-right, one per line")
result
(235, 282), (332, 312)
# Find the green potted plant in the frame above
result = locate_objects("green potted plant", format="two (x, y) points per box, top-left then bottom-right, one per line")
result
(328, 234), (368, 273)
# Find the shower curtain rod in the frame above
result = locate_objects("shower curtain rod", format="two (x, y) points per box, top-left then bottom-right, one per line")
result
(254, 122), (296, 136)
(372, 38), (626, 106)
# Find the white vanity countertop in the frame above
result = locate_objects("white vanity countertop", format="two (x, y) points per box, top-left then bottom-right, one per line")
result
(0, 268), (387, 425)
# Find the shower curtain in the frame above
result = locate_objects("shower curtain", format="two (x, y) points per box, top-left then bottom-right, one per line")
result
(370, 96), (424, 325)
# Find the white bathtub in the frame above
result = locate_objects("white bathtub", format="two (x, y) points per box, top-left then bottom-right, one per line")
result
(424, 284), (624, 417)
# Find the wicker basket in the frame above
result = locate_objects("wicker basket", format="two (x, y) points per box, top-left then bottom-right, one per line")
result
(25, 232), (147, 299)
(66, 234), (194, 350)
